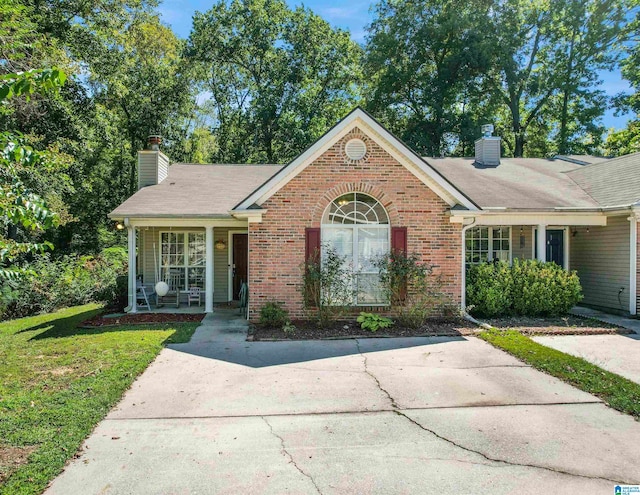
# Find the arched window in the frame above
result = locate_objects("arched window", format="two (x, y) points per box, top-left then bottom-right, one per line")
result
(322, 193), (390, 305)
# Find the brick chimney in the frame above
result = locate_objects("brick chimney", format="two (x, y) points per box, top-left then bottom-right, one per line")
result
(138, 135), (169, 189)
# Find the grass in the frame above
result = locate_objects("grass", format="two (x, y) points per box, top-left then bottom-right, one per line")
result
(479, 328), (640, 420)
(0, 304), (198, 495)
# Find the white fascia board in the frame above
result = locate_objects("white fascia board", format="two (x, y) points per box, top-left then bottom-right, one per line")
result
(127, 217), (248, 228)
(449, 211), (607, 226)
(231, 210), (266, 223)
(233, 108), (478, 211)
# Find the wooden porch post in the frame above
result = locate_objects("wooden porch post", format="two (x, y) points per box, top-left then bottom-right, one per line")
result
(127, 223), (137, 313)
(536, 224), (546, 262)
(205, 225), (214, 313)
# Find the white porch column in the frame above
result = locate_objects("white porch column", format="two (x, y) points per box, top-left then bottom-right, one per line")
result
(205, 225), (214, 313)
(536, 224), (546, 262)
(127, 224), (137, 313)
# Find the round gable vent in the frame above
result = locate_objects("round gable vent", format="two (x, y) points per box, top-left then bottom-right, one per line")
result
(345, 138), (367, 161)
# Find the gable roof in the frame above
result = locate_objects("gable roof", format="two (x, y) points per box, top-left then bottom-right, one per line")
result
(109, 164), (282, 218)
(232, 107), (479, 212)
(427, 157), (600, 209)
(566, 152), (640, 207)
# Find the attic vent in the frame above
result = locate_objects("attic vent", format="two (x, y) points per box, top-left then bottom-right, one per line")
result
(345, 138), (367, 161)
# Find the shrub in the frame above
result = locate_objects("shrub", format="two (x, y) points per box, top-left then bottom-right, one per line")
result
(357, 312), (393, 332)
(374, 251), (456, 328)
(259, 301), (290, 327)
(465, 261), (513, 317)
(466, 259), (583, 318)
(302, 245), (354, 326)
(0, 248), (128, 320)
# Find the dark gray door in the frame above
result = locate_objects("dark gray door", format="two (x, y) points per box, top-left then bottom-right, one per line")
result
(546, 230), (564, 267)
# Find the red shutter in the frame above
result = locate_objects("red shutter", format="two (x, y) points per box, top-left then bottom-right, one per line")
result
(390, 227), (408, 303)
(305, 228), (321, 262)
(391, 227), (407, 254)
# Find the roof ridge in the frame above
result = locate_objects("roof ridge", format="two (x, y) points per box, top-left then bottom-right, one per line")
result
(566, 151), (640, 173)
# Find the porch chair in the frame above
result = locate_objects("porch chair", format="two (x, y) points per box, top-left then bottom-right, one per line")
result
(238, 281), (248, 318)
(188, 286), (202, 307)
(135, 280), (151, 311)
(158, 270), (181, 308)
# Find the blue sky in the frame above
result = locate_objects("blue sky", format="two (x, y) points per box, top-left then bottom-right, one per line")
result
(158, 0), (633, 131)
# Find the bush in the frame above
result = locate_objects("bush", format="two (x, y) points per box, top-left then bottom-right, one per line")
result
(357, 312), (393, 332)
(259, 301), (290, 327)
(466, 259), (583, 318)
(0, 247), (128, 320)
(302, 245), (354, 326)
(374, 251), (456, 328)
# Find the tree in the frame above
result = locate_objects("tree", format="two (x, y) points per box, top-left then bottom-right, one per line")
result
(87, 15), (197, 196)
(188, 0), (362, 164)
(365, 0), (495, 156)
(488, 0), (628, 157)
(0, 68), (66, 280)
(606, 3), (640, 156)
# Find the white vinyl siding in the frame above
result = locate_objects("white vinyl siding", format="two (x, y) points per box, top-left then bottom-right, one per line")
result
(570, 215), (630, 313)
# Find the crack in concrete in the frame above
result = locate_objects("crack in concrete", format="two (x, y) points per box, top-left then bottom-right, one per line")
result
(353, 339), (632, 486)
(355, 339), (399, 409)
(262, 417), (322, 494)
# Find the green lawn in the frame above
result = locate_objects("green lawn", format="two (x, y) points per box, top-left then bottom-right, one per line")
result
(0, 304), (198, 495)
(479, 328), (640, 420)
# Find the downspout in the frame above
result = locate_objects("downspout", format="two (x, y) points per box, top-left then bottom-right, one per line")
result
(630, 211), (637, 316)
(460, 217), (477, 313)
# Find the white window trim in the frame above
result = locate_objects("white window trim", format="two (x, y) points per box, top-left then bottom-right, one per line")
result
(465, 226), (512, 265)
(321, 224), (391, 307)
(159, 230), (206, 291)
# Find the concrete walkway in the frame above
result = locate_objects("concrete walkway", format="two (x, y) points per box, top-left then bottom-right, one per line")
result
(571, 305), (640, 334)
(534, 307), (640, 384)
(45, 309), (640, 494)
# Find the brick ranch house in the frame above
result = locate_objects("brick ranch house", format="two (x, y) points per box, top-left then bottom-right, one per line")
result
(109, 108), (640, 319)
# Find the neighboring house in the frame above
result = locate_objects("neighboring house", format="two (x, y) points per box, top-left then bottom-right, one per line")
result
(109, 108), (640, 319)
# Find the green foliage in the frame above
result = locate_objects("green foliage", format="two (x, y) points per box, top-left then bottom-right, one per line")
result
(465, 261), (514, 317)
(374, 251), (456, 328)
(357, 312), (393, 333)
(0, 68), (67, 101)
(0, 304), (198, 494)
(480, 329), (640, 419)
(303, 245), (355, 326)
(188, 0), (362, 163)
(466, 259), (583, 317)
(259, 301), (290, 328)
(0, 247), (128, 320)
(282, 321), (297, 335)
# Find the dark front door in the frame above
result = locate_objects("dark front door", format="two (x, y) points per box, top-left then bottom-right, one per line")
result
(232, 234), (248, 300)
(546, 229), (564, 267)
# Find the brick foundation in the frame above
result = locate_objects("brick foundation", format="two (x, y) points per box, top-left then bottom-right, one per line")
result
(248, 127), (462, 320)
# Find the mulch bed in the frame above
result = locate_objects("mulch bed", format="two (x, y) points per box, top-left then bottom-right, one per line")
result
(483, 315), (631, 336)
(249, 319), (476, 341)
(81, 313), (204, 328)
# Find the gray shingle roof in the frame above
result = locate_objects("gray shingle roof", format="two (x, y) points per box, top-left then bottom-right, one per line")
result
(566, 152), (640, 207)
(109, 164), (283, 218)
(425, 157), (599, 209)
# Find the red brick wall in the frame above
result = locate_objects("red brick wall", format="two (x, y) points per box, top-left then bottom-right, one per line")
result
(248, 127), (462, 320)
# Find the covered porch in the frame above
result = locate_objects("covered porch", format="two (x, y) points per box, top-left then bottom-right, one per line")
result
(124, 218), (250, 313)
(455, 210), (638, 316)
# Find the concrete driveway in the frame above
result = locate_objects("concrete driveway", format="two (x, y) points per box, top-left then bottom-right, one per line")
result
(46, 311), (640, 494)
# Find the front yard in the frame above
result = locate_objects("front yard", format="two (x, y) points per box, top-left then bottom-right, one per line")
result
(0, 304), (198, 495)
